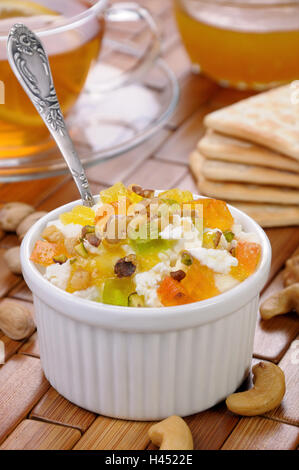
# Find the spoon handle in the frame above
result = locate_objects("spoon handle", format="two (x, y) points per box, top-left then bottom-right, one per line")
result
(7, 24), (95, 207)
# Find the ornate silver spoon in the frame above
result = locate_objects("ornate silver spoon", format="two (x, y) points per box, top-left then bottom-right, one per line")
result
(7, 24), (95, 207)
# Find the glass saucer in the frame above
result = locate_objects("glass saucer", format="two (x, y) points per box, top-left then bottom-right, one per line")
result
(0, 57), (179, 182)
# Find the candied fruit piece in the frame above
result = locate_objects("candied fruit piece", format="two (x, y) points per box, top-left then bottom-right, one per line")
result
(130, 238), (174, 255)
(181, 260), (220, 301)
(100, 182), (127, 204)
(157, 276), (193, 307)
(100, 182), (143, 205)
(30, 240), (65, 266)
(127, 189), (144, 204)
(60, 205), (95, 226)
(203, 230), (221, 249)
(136, 253), (161, 272)
(188, 199), (233, 232)
(102, 278), (135, 306)
(158, 189), (193, 204)
(231, 241), (261, 281)
(82, 246), (127, 283)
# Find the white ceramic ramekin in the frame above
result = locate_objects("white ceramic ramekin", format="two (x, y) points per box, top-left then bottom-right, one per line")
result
(21, 195), (271, 420)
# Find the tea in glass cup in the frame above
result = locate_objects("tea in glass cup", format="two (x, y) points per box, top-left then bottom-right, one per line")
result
(0, 0), (104, 158)
(174, 0), (299, 90)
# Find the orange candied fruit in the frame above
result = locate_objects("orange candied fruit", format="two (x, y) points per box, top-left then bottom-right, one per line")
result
(181, 259), (220, 301)
(187, 198), (234, 232)
(230, 241), (261, 281)
(157, 276), (193, 306)
(30, 240), (66, 267)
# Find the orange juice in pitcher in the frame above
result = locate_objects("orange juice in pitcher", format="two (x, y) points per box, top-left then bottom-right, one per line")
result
(0, 0), (104, 158)
(174, 0), (299, 90)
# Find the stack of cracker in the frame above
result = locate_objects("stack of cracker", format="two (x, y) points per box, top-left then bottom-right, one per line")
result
(190, 85), (299, 227)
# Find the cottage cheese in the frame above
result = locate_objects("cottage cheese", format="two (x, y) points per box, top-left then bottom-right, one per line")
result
(215, 273), (240, 293)
(134, 261), (170, 307)
(45, 260), (71, 290)
(160, 224), (184, 240)
(232, 224), (259, 244)
(188, 247), (238, 274)
(83, 239), (101, 254)
(237, 231), (260, 244)
(73, 286), (100, 301)
(160, 215), (202, 250)
(47, 219), (82, 239)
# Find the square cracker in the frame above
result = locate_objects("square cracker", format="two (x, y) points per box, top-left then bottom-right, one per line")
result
(190, 151), (299, 205)
(227, 202), (299, 228)
(204, 85), (299, 161)
(198, 130), (299, 173)
(195, 151), (299, 188)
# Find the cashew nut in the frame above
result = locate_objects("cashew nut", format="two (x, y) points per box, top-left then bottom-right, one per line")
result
(0, 202), (34, 231)
(4, 246), (21, 275)
(260, 284), (299, 320)
(148, 416), (193, 450)
(17, 211), (47, 240)
(226, 362), (285, 416)
(0, 300), (35, 340)
(283, 255), (299, 287)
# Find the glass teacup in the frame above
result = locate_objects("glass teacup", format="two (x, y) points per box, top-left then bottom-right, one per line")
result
(0, 0), (160, 158)
(174, 0), (299, 90)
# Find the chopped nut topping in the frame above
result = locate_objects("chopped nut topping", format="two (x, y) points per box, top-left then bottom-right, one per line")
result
(53, 254), (68, 265)
(85, 233), (101, 247)
(131, 184), (155, 199)
(114, 255), (137, 278)
(230, 247), (236, 257)
(81, 225), (95, 238)
(223, 230), (235, 243)
(214, 231), (222, 247)
(170, 270), (186, 282)
(181, 251), (193, 266)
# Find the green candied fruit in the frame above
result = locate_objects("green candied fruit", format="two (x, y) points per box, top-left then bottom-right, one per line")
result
(128, 292), (145, 307)
(223, 231), (235, 243)
(129, 238), (175, 255)
(53, 254), (68, 265)
(81, 225), (95, 237)
(102, 278), (135, 307)
(181, 251), (193, 266)
(74, 241), (88, 258)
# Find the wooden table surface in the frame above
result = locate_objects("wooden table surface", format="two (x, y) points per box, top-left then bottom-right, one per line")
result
(0, 0), (298, 451)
